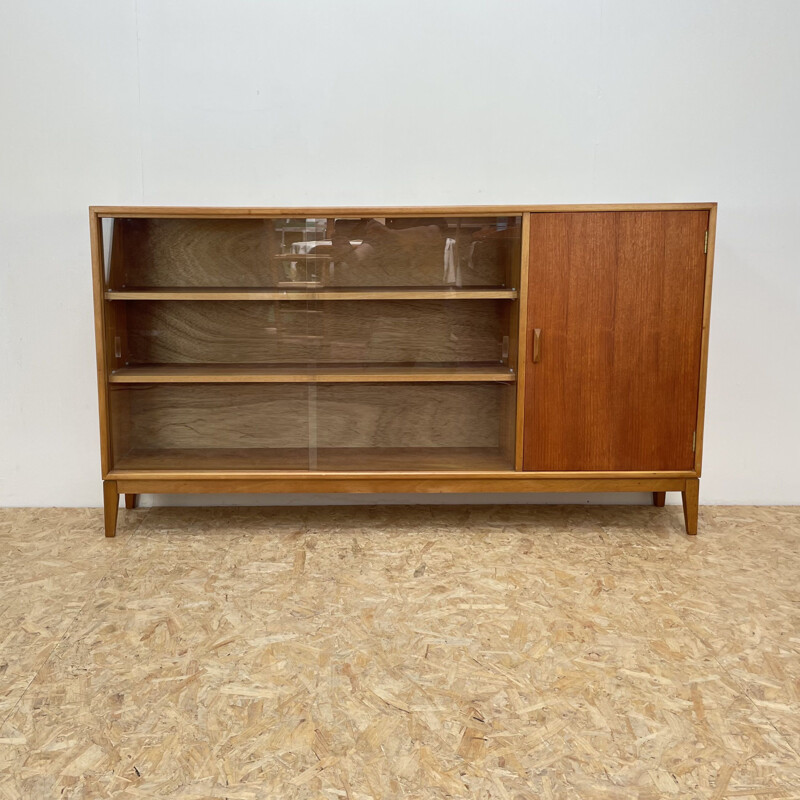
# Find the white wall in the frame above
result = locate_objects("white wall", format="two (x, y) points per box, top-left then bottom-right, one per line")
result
(1, 0), (799, 507)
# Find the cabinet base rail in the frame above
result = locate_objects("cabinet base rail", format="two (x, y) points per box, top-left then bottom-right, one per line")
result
(102, 476), (700, 537)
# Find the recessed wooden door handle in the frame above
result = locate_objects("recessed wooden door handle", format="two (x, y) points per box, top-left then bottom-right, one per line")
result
(532, 328), (541, 363)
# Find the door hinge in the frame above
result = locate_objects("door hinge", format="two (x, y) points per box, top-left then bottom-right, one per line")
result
(692, 431), (696, 452)
(704, 231), (708, 254)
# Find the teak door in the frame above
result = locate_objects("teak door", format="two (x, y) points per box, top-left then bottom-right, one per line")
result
(523, 210), (708, 471)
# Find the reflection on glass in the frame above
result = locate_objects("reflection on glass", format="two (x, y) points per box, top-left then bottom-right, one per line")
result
(101, 217), (114, 283)
(103, 212), (521, 473)
(111, 216), (521, 289)
(109, 382), (515, 472)
(124, 299), (508, 367)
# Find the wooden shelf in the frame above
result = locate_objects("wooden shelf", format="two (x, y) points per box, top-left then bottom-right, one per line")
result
(108, 363), (516, 384)
(104, 287), (518, 301)
(112, 447), (511, 472)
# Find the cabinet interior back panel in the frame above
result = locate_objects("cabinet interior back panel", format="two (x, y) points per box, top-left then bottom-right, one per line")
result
(110, 383), (510, 466)
(114, 217), (520, 288)
(111, 384), (311, 454)
(118, 219), (272, 287)
(316, 383), (504, 448)
(124, 300), (508, 365)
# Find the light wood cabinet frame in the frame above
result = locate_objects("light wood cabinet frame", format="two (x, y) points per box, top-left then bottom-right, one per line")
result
(91, 204), (716, 537)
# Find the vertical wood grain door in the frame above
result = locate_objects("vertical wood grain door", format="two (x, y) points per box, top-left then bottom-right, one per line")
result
(522, 210), (708, 471)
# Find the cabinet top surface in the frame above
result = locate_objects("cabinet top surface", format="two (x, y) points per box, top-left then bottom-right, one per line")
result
(90, 203), (717, 218)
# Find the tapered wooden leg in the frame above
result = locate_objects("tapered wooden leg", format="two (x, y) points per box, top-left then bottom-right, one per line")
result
(103, 480), (119, 538)
(125, 494), (138, 509)
(653, 492), (666, 507)
(681, 479), (699, 535)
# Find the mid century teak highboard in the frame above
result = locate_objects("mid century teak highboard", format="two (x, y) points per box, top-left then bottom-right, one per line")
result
(90, 204), (716, 537)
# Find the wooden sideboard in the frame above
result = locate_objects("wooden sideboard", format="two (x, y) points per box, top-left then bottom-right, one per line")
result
(91, 204), (716, 536)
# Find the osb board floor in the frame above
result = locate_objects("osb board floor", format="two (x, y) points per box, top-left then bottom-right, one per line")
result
(0, 506), (799, 799)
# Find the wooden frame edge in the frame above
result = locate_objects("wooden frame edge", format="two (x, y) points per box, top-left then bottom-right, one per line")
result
(89, 209), (112, 476)
(116, 477), (688, 494)
(107, 469), (695, 481)
(694, 203), (717, 475)
(89, 203), (718, 219)
(514, 212), (531, 469)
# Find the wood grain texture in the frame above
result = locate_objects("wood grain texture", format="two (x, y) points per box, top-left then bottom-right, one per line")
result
(304, 219), (510, 288)
(111, 477), (688, 493)
(110, 383), (510, 470)
(107, 214), (127, 289)
(116, 217), (518, 289)
(109, 364), (516, 384)
(682, 477), (700, 535)
(124, 300), (508, 366)
(91, 203), (717, 217)
(106, 288), (518, 301)
(315, 383), (504, 449)
(109, 469), (693, 480)
(104, 294), (128, 376)
(120, 218), (275, 287)
(523, 210), (708, 471)
(89, 212), (112, 475)
(113, 384), (310, 452)
(102, 480), (118, 537)
(694, 203), (717, 475)
(498, 361), (517, 467)
(514, 213), (531, 470)
(115, 448), (310, 472)
(113, 447), (509, 473)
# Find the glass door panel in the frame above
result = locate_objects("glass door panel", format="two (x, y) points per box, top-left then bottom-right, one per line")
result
(108, 381), (516, 472)
(121, 299), (509, 369)
(312, 382), (516, 471)
(101, 211), (522, 474)
(109, 384), (311, 471)
(112, 215), (521, 290)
